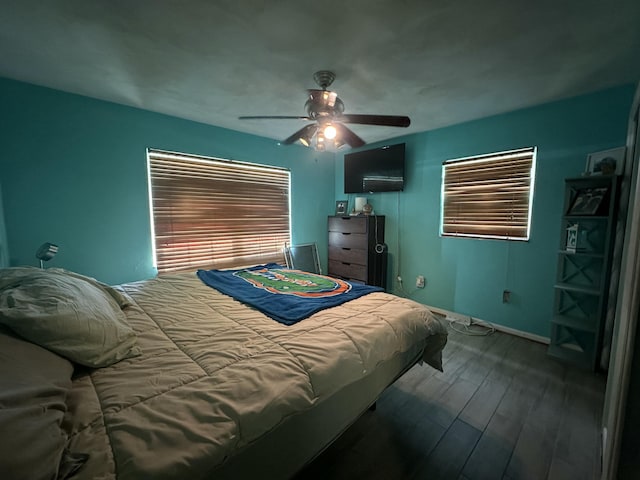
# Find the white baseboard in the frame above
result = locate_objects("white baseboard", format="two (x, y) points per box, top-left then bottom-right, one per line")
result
(425, 305), (551, 345)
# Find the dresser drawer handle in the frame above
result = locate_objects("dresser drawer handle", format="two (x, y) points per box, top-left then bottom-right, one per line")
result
(341, 232), (351, 235)
(342, 247), (351, 251)
(342, 262), (351, 266)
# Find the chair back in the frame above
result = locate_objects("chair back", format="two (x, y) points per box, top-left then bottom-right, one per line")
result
(283, 243), (321, 274)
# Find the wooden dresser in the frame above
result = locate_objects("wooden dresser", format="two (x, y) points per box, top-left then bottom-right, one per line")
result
(327, 215), (387, 289)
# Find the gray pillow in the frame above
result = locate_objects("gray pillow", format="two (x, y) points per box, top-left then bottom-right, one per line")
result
(0, 267), (141, 367)
(0, 327), (74, 480)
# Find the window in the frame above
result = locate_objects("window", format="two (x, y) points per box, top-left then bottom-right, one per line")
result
(441, 147), (536, 240)
(147, 149), (290, 273)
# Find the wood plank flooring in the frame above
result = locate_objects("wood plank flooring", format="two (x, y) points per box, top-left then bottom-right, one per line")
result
(295, 324), (606, 480)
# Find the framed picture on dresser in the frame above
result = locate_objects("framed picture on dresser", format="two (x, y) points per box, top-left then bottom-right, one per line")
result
(335, 200), (348, 216)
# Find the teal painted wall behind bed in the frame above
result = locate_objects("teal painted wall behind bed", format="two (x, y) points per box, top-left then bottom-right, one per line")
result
(334, 85), (634, 337)
(0, 77), (335, 284)
(0, 76), (634, 338)
(0, 183), (9, 268)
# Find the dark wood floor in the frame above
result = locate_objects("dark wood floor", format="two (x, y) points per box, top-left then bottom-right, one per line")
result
(296, 324), (606, 480)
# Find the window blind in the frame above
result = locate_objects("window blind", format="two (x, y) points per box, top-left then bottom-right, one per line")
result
(441, 147), (536, 240)
(148, 149), (290, 273)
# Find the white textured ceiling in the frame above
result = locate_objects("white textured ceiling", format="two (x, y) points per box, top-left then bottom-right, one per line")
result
(1, 0), (639, 147)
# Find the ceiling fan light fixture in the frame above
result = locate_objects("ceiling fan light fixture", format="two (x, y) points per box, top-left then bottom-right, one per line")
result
(299, 136), (311, 147)
(288, 124), (318, 148)
(316, 130), (326, 151)
(323, 124), (337, 140)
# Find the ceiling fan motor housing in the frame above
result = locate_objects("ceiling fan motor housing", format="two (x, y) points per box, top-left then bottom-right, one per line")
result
(305, 90), (345, 120)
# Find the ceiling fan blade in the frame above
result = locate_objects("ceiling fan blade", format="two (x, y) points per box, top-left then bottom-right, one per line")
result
(282, 124), (318, 145)
(340, 114), (411, 128)
(334, 123), (365, 148)
(239, 115), (312, 121)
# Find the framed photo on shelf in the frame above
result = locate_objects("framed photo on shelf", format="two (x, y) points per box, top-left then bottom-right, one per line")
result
(585, 147), (626, 176)
(568, 187), (608, 215)
(565, 224), (578, 253)
(335, 200), (348, 216)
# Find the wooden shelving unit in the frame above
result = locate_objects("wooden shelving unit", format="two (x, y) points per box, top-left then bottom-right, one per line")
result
(548, 175), (620, 370)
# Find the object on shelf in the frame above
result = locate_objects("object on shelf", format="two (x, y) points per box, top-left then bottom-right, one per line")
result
(566, 224), (578, 253)
(585, 146), (626, 176)
(568, 187), (608, 215)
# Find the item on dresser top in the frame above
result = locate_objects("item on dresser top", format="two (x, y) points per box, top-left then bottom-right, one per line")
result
(354, 196), (367, 213)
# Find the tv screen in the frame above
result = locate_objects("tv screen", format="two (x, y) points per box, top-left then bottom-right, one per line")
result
(344, 143), (405, 193)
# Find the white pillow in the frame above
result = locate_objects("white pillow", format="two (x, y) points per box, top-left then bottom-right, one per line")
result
(0, 267), (141, 367)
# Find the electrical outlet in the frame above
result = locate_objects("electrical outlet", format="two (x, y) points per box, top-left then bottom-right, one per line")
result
(416, 275), (425, 288)
(502, 290), (511, 303)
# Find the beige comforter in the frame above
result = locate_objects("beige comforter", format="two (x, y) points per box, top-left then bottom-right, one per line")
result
(64, 273), (447, 479)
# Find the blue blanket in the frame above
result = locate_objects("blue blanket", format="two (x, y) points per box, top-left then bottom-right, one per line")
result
(197, 264), (383, 325)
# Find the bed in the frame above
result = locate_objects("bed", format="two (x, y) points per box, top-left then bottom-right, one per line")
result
(0, 266), (447, 480)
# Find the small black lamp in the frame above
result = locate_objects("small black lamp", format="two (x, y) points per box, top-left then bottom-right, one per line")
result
(35, 242), (58, 268)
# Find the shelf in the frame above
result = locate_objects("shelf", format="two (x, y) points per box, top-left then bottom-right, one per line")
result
(550, 174), (619, 371)
(564, 215), (609, 221)
(557, 250), (605, 258)
(554, 283), (600, 295)
(551, 315), (597, 333)
(547, 344), (592, 369)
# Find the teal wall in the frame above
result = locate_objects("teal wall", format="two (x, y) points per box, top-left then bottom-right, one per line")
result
(0, 78), (335, 284)
(0, 183), (8, 268)
(0, 76), (633, 338)
(335, 85), (635, 337)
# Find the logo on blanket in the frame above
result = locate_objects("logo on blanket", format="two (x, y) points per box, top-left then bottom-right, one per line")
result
(234, 268), (352, 297)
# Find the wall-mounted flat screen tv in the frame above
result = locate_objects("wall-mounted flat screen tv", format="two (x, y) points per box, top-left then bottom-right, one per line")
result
(344, 143), (405, 193)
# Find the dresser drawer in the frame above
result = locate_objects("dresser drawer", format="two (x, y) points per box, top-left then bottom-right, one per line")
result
(328, 216), (367, 234)
(328, 231), (367, 249)
(328, 260), (367, 282)
(329, 246), (367, 265)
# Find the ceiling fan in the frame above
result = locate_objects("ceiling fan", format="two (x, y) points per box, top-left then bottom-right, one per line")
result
(239, 70), (411, 151)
